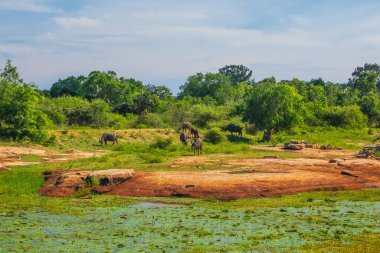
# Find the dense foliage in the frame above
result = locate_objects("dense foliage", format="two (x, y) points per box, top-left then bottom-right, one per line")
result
(1, 60), (379, 142)
(0, 60), (52, 142)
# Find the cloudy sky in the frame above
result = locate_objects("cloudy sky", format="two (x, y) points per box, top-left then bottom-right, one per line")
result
(0, 0), (379, 94)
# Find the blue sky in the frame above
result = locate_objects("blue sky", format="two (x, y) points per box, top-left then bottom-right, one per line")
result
(0, 0), (380, 94)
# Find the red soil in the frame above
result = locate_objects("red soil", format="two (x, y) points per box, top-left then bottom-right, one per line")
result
(40, 156), (380, 200)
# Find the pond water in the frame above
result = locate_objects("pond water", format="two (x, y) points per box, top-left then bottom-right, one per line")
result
(0, 201), (379, 252)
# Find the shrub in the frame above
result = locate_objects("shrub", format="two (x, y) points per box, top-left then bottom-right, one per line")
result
(191, 105), (227, 128)
(204, 127), (226, 144)
(0, 79), (53, 143)
(134, 112), (165, 128)
(107, 114), (128, 129)
(139, 153), (164, 163)
(150, 136), (173, 149)
(321, 105), (368, 129)
(245, 124), (258, 135)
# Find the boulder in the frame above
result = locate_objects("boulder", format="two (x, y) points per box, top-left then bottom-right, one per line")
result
(290, 140), (307, 144)
(284, 143), (304, 150)
(263, 156), (279, 159)
(40, 169), (134, 197)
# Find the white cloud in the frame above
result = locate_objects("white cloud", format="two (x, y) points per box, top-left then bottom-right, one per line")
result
(2, 1), (380, 91)
(130, 11), (207, 21)
(53, 16), (102, 29)
(360, 35), (380, 46)
(0, 0), (60, 13)
(288, 15), (310, 26)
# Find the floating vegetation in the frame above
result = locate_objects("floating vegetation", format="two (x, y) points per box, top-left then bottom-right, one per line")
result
(0, 200), (379, 252)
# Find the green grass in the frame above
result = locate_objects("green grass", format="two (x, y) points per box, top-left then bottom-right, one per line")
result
(269, 126), (379, 150)
(0, 197), (379, 252)
(1, 126), (380, 252)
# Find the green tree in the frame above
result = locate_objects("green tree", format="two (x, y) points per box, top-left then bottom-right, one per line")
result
(359, 92), (380, 126)
(321, 105), (367, 129)
(324, 82), (345, 106)
(218, 65), (253, 85)
(145, 84), (173, 100)
(178, 73), (233, 104)
(0, 59), (23, 85)
(81, 71), (147, 114)
(0, 60), (52, 142)
(308, 78), (325, 87)
(243, 82), (304, 142)
(50, 75), (85, 97)
(348, 63), (380, 95)
(132, 89), (159, 115)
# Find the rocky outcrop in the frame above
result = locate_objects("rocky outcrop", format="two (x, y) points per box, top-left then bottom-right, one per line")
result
(40, 169), (134, 197)
(284, 143), (304, 150)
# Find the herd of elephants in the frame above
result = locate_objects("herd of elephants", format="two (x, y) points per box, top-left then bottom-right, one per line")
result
(98, 122), (244, 155)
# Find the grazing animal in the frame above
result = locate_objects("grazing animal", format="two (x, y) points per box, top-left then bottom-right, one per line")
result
(190, 127), (199, 138)
(221, 124), (243, 138)
(179, 132), (188, 145)
(182, 121), (192, 132)
(99, 132), (118, 146)
(191, 137), (203, 155)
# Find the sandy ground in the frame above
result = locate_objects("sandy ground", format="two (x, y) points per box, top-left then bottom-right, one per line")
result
(104, 157), (380, 200)
(0, 146), (107, 170)
(38, 146), (380, 199)
(254, 145), (356, 158)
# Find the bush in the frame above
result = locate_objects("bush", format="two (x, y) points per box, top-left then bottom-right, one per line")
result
(245, 124), (258, 135)
(139, 153), (164, 163)
(134, 112), (166, 128)
(150, 136), (173, 149)
(106, 114), (128, 129)
(204, 127), (226, 144)
(191, 105), (227, 128)
(322, 105), (368, 129)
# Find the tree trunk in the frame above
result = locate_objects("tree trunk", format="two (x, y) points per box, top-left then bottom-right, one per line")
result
(262, 129), (273, 142)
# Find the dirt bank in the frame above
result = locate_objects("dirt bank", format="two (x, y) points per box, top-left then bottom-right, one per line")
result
(40, 156), (380, 199)
(0, 146), (107, 169)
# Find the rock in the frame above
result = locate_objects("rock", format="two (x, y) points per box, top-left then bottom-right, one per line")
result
(91, 170), (133, 185)
(305, 144), (318, 149)
(40, 169), (135, 197)
(290, 140), (307, 144)
(320, 145), (334, 150)
(284, 143), (304, 150)
(341, 171), (358, 178)
(263, 156), (279, 159)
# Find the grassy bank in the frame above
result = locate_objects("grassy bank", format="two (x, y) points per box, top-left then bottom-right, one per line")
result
(1, 126), (379, 252)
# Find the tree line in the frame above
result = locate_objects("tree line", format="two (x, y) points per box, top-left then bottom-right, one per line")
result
(0, 59), (379, 143)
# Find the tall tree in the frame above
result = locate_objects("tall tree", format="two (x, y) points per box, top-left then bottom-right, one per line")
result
(243, 81), (303, 142)
(50, 75), (85, 97)
(0, 59), (23, 85)
(348, 63), (380, 95)
(0, 60), (51, 141)
(218, 64), (253, 85)
(145, 84), (173, 100)
(178, 73), (233, 104)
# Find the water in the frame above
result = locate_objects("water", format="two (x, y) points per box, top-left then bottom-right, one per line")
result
(0, 201), (379, 252)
